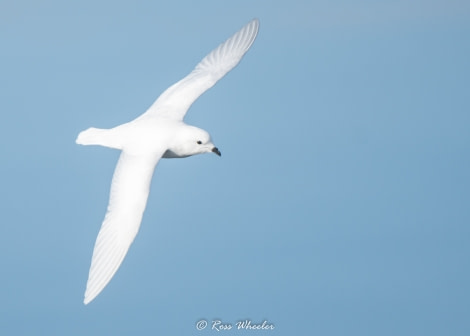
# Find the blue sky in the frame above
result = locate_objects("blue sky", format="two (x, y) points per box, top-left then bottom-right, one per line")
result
(1, 0), (469, 335)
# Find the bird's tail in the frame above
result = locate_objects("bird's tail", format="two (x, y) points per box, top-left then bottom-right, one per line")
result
(76, 127), (122, 150)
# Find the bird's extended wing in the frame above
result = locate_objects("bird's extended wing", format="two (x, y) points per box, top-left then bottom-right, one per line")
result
(83, 151), (162, 304)
(138, 18), (259, 121)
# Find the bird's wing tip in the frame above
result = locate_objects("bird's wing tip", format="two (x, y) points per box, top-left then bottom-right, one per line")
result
(83, 294), (93, 305)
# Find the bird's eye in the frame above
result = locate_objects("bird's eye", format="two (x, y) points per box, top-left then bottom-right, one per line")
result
(197, 140), (202, 145)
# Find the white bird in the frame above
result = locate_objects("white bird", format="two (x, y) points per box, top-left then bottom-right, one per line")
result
(76, 19), (259, 304)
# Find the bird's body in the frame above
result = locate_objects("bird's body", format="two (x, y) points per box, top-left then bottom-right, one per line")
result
(77, 19), (259, 304)
(78, 118), (211, 157)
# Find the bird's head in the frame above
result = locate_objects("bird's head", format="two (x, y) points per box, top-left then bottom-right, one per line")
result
(165, 126), (221, 158)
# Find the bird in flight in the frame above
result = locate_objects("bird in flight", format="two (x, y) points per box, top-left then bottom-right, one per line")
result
(76, 19), (259, 304)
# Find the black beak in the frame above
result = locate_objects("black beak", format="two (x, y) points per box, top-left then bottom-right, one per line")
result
(212, 147), (221, 156)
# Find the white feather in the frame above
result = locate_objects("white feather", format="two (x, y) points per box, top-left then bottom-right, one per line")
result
(139, 19), (259, 121)
(83, 152), (161, 304)
(78, 19), (259, 304)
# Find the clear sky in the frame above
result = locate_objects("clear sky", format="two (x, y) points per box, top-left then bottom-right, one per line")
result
(1, 0), (469, 335)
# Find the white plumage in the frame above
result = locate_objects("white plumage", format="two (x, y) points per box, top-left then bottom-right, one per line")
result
(77, 19), (259, 304)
